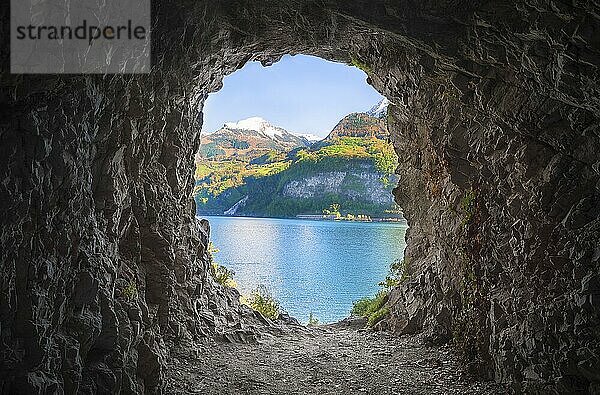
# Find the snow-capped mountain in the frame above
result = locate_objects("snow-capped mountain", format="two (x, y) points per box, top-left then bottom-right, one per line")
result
(215, 117), (315, 144)
(223, 117), (288, 139)
(322, 98), (390, 141)
(366, 98), (389, 119)
(198, 117), (312, 160)
(197, 100), (390, 162)
(298, 133), (322, 142)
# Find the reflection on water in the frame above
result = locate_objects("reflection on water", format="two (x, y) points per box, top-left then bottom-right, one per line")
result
(203, 216), (407, 323)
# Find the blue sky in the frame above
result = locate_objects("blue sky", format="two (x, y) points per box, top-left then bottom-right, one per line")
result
(201, 54), (384, 137)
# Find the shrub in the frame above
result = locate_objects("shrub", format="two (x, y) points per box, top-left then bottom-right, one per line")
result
(308, 312), (320, 326)
(378, 276), (399, 289)
(351, 289), (390, 327)
(122, 282), (137, 299)
(351, 297), (375, 317)
(208, 242), (237, 288)
(378, 258), (410, 290)
(247, 285), (281, 320)
(367, 306), (389, 327)
(211, 263), (237, 288)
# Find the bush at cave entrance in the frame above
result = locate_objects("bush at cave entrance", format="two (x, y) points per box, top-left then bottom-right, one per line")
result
(208, 242), (237, 288)
(351, 290), (389, 327)
(351, 258), (409, 327)
(246, 285), (281, 320)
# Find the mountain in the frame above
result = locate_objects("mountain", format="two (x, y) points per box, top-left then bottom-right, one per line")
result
(194, 138), (399, 218)
(194, 101), (400, 219)
(366, 98), (389, 118)
(325, 112), (388, 141)
(197, 117), (311, 161)
(297, 133), (322, 142)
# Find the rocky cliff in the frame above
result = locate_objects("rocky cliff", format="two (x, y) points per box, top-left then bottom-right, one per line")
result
(281, 164), (394, 206)
(197, 157), (398, 218)
(1, 0), (599, 393)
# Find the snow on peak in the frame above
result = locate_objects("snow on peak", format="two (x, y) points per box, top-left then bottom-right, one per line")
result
(221, 117), (322, 142)
(224, 117), (285, 138)
(367, 98), (389, 118)
(298, 133), (322, 142)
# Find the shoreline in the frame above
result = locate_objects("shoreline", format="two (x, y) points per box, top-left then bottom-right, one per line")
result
(197, 213), (407, 225)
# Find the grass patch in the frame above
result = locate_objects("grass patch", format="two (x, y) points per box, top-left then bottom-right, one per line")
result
(460, 188), (476, 227)
(351, 258), (409, 328)
(349, 55), (373, 74)
(368, 306), (389, 327)
(245, 161), (291, 178)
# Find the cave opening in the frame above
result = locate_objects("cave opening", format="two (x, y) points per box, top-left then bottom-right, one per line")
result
(2, 1), (599, 393)
(194, 54), (409, 325)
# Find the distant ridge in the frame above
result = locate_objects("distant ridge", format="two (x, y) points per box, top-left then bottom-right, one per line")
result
(197, 117), (311, 161)
(325, 112), (388, 140)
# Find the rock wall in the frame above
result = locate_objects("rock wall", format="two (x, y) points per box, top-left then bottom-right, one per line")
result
(376, 3), (600, 392)
(0, 71), (253, 393)
(1, 0), (599, 393)
(282, 163), (396, 205)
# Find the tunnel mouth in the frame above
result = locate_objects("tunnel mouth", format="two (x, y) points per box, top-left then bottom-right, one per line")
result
(2, 1), (599, 393)
(193, 54), (409, 326)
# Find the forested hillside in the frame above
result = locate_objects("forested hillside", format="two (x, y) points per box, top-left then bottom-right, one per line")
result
(194, 101), (401, 218)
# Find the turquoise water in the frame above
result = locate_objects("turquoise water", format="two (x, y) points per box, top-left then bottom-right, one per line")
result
(204, 216), (408, 323)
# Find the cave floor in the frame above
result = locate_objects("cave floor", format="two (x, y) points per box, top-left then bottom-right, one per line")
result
(166, 322), (505, 394)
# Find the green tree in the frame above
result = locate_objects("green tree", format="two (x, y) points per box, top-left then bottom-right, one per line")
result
(323, 203), (341, 218)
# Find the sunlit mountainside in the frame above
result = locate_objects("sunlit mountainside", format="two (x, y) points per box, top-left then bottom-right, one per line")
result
(194, 99), (402, 218)
(197, 117), (313, 160)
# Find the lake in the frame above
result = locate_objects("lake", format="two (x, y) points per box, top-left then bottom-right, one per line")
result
(203, 216), (408, 323)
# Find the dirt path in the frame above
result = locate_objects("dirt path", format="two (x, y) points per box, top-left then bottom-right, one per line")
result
(166, 323), (505, 394)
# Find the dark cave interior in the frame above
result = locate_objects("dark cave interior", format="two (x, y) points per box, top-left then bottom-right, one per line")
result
(1, 1), (599, 393)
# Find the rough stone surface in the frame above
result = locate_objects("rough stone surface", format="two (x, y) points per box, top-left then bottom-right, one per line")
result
(282, 163), (397, 205)
(1, 0), (599, 393)
(167, 322), (505, 394)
